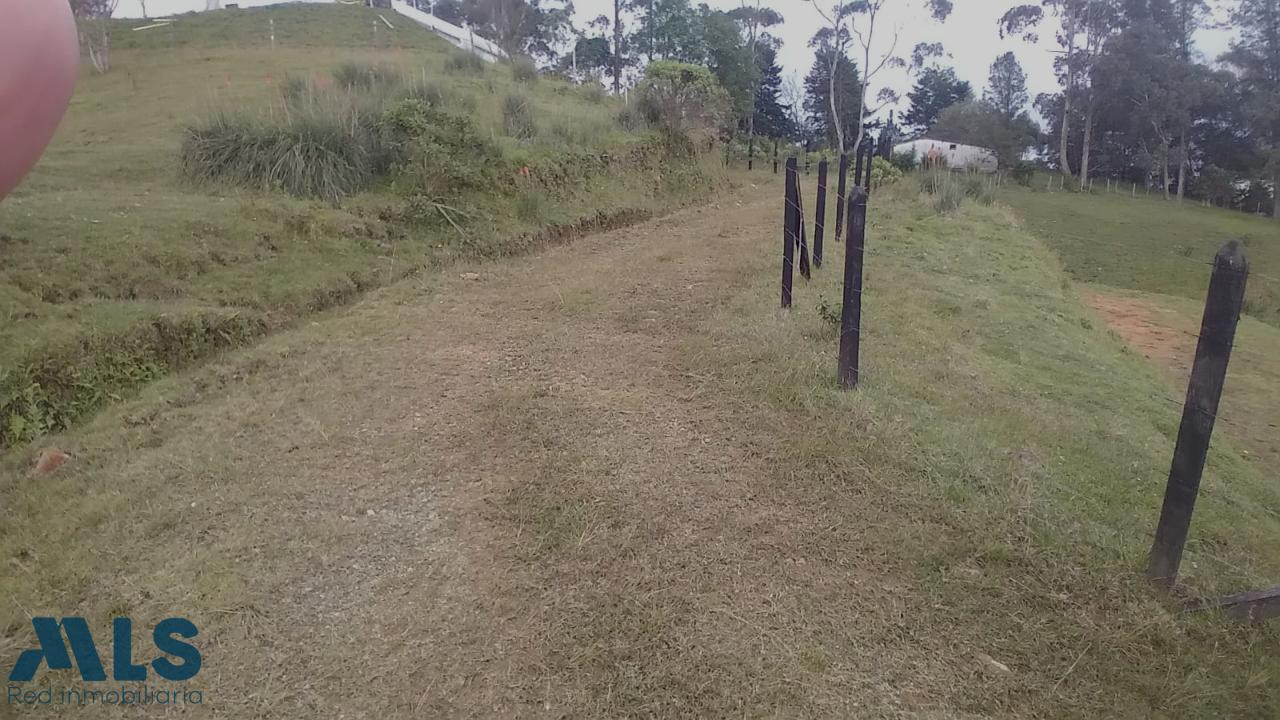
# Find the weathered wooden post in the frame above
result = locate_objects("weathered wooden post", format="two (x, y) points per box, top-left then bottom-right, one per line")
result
(814, 158), (829, 269)
(796, 173), (811, 279)
(781, 157), (798, 308)
(837, 187), (868, 389)
(773, 139), (779, 174)
(863, 140), (875, 197)
(748, 135), (755, 171)
(853, 145), (865, 195)
(1146, 240), (1249, 586)
(833, 153), (850, 245)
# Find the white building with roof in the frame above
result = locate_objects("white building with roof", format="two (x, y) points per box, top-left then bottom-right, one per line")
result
(893, 138), (999, 174)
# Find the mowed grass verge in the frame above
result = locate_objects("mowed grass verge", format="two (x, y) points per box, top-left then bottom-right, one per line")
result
(1001, 183), (1280, 325)
(676, 176), (1280, 715)
(0, 4), (710, 449)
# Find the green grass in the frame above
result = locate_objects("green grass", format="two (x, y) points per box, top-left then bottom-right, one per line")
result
(1002, 182), (1280, 326)
(688, 174), (1280, 715)
(0, 4), (701, 448)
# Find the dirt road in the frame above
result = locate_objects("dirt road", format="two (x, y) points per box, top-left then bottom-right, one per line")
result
(4, 178), (967, 719)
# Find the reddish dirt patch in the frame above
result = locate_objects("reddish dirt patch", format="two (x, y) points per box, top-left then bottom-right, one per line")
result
(1083, 291), (1195, 374)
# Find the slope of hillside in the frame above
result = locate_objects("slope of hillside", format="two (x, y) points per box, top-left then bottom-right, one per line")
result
(0, 5), (715, 448)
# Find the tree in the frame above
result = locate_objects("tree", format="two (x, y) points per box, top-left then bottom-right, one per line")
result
(699, 7), (757, 128)
(559, 35), (613, 82)
(809, 0), (955, 152)
(612, 0), (626, 93)
(903, 66), (972, 133)
(462, 0), (574, 61)
(432, 0), (468, 26)
(929, 100), (1039, 168)
(985, 51), (1028, 119)
(1001, 0), (1115, 184)
(804, 27), (862, 150)
(70, 0), (119, 74)
(753, 43), (792, 138)
(1222, 0), (1280, 218)
(728, 2), (784, 159)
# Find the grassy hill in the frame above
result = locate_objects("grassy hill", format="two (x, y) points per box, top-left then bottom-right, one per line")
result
(0, 4), (715, 449)
(1002, 183), (1280, 326)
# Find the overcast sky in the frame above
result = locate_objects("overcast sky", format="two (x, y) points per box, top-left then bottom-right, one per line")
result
(115, 0), (1238, 122)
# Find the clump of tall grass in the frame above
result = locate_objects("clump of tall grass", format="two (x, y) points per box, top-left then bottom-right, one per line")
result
(511, 56), (539, 84)
(962, 172), (996, 205)
(332, 61), (402, 91)
(919, 167), (964, 214)
(180, 98), (391, 203)
(444, 49), (485, 75)
(502, 94), (537, 139)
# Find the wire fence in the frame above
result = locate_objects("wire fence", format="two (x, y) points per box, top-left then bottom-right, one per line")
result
(773, 152), (1280, 622)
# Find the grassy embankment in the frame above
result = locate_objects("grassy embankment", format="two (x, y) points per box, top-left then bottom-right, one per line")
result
(1002, 182), (1280, 472)
(0, 4), (716, 449)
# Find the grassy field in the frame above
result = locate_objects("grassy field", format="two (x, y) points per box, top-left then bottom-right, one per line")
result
(0, 4), (713, 449)
(1002, 182), (1280, 325)
(2, 169), (1277, 717)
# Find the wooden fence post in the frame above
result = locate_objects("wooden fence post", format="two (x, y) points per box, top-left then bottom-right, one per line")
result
(748, 135), (755, 171)
(833, 153), (850, 246)
(853, 145), (865, 196)
(795, 169), (811, 279)
(814, 159), (829, 269)
(1146, 240), (1249, 586)
(837, 187), (868, 389)
(773, 139), (779, 174)
(863, 140), (875, 197)
(781, 157), (797, 308)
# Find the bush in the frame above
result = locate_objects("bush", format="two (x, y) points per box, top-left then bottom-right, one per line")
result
(444, 50), (485, 75)
(633, 60), (731, 135)
(870, 156), (903, 187)
(381, 98), (501, 196)
(502, 94), (537, 139)
(889, 150), (916, 172)
(332, 61), (402, 91)
(511, 56), (539, 84)
(1011, 161), (1037, 186)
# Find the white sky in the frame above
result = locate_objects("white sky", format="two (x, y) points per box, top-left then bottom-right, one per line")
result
(115, 0), (1237, 123)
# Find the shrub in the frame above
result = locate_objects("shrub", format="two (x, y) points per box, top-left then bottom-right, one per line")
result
(444, 50), (485, 75)
(502, 94), (537, 139)
(633, 60), (731, 135)
(889, 150), (916, 172)
(1011, 161), (1037, 186)
(332, 61), (402, 91)
(870, 156), (903, 186)
(381, 98), (500, 196)
(511, 56), (539, 84)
